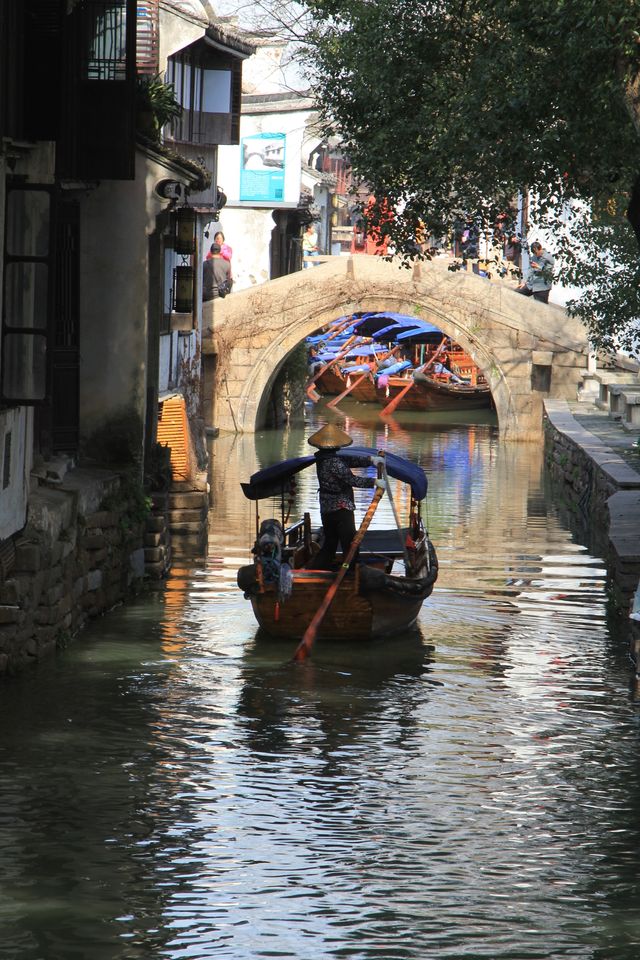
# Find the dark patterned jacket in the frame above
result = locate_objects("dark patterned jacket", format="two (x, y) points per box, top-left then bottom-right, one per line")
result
(314, 450), (374, 513)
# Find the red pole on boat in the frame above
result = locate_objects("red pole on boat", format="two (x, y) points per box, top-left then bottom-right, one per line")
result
(305, 335), (359, 401)
(326, 371), (370, 409)
(380, 337), (449, 416)
(380, 378), (415, 416)
(292, 484), (385, 662)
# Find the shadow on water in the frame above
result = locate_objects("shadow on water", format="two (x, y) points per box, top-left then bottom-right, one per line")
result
(236, 627), (439, 763)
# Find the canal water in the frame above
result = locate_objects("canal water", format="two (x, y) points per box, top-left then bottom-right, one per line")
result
(1, 400), (640, 960)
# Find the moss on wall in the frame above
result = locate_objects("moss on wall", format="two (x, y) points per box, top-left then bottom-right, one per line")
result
(266, 343), (308, 428)
(80, 408), (145, 469)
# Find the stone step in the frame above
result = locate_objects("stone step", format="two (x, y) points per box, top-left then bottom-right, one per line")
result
(169, 521), (207, 534)
(168, 492), (208, 509)
(168, 508), (207, 524)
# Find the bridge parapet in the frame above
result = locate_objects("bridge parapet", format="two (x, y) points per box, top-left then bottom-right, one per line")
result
(202, 255), (589, 441)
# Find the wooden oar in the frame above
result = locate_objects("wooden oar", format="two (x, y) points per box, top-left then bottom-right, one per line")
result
(326, 370), (370, 408)
(333, 344), (402, 412)
(380, 377), (415, 416)
(323, 316), (356, 343)
(292, 484), (385, 662)
(380, 337), (449, 415)
(305, 335), (358, 401)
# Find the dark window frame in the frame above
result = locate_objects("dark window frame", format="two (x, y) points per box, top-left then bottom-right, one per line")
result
(1, 182), (56, 406)
(165, 43), (242, 147)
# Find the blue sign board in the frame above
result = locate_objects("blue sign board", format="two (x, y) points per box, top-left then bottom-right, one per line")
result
(239, 132), (286, 202)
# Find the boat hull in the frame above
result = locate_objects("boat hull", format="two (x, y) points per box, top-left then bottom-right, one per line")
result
(239, 563), (436, 641)
(381, 374), (492, 411)
(314, 369), (345, 395)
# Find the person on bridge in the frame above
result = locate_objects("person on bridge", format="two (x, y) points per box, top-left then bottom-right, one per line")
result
(213, 231), (233, 269)
(307, 423), (384, 570)
(516, 241), (555, 303)
(203, 243), (232, 301)
(303, 223), (319, 267)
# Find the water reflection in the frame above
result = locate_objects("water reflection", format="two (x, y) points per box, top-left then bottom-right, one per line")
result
(2, 403), (640, 959)
(237, 630), (435, 762)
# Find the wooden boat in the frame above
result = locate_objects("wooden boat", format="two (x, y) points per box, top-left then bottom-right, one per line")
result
(309, 315), (492, 413)
(313, 346), (396, 400)
(375, 340), (492, 413)
(378, 369), (492, 411)
(237, 448), (438, 641)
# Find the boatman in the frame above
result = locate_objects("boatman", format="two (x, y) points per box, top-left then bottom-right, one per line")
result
(307, 423), (384, 570)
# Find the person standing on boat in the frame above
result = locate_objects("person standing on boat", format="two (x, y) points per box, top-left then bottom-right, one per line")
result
(307, 423), (384, 570)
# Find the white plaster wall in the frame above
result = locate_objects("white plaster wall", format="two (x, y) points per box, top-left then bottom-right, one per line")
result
(158, 4), (207, 69)
(241, 42), (288, 94)
(204, 207), (274, 290)
(0, 407), (32, 541)
(217, 107), (308, 207)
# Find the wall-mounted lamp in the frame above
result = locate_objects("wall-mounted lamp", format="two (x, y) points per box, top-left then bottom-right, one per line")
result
(173, 265), (194, 314)
(173, 205), (196, 255)
(215, 186), (227, 211)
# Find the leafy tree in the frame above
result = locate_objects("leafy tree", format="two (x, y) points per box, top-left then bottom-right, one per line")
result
(301, 0), (640, 354)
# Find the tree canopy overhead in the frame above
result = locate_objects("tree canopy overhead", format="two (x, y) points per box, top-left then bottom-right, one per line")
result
(303, 0), (640, 353)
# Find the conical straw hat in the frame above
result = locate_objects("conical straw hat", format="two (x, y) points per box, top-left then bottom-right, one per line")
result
(307, 423), (354, 449)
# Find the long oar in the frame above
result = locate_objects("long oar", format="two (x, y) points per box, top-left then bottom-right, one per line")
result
(380, 377), (415, 416)
(293, 484), (385, 662)
(326, 370), (370, 408)
(380, 337), (448, 415)
(305, 335), (359, 401)
(330, 345), (401, 410)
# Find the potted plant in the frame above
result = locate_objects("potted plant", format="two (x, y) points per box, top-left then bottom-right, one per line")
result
(136, 75), (182, 140)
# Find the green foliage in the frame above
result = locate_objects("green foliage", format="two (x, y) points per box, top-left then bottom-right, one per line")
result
(81, 409), (144, 468)
(302, 0), (640, 353)
(101, 472), (152, 534)
(136, 75), (182, 139)
(144, 442), (173, 492)
(557, 196), (640, 356)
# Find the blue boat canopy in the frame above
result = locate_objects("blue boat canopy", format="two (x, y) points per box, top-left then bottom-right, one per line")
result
(395, 323), (443, 343)
(372, 322), (428, 342)
(316, 343), (384, 362)
(241, 446), (428, 502)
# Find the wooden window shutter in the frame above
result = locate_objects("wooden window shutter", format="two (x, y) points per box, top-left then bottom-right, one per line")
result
(230, 58), (242, 145)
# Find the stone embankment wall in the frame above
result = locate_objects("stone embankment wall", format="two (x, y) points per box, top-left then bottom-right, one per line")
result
(0, 469), (159, 676)
(544, 402), (640, 614)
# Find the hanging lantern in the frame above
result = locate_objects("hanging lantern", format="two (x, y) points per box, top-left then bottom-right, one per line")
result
(173, 265), (194, 313)
(173, 205), (196, 254)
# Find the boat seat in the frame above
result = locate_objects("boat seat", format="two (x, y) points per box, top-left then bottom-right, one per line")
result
(292, 541), (320, 569)
(359, 528), (410, 558)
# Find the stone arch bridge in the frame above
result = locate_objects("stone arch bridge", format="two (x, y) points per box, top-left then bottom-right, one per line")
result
(201, 256), (589, 442)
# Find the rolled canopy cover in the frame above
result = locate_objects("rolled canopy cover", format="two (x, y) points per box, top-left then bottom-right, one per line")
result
(241, 447), (428, 502)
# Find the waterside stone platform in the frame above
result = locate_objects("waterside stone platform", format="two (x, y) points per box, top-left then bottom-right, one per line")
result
(544, 399), (640, 674)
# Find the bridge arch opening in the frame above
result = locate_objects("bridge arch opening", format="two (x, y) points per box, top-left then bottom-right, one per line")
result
(301, 310), (497, 422)
(204, 256), (588, 440)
